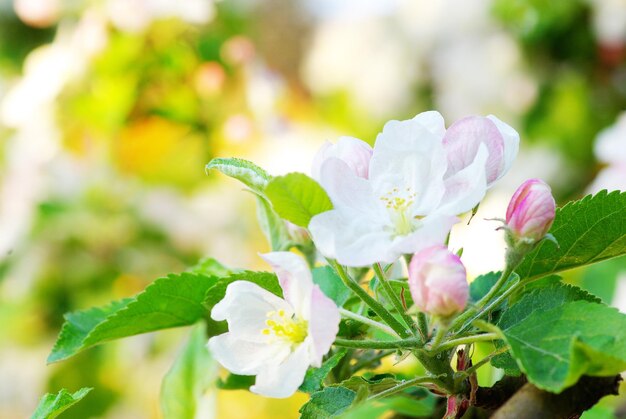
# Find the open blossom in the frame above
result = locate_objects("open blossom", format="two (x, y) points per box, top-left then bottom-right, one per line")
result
(309, 111), (519, 267)
(506, 179), (556, 244)
(408, 245), (468, 317)
(207, 252), (339, 398)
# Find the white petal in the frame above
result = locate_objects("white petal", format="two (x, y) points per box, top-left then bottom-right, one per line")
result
(208, 333), (290, 376)
(437, 143), (489, 215)
(413, 110), (446, 138)
(250, 343), (311, 398)
(310, 209), (393, 266)
(306, 286), (340, 366)
(261, 252), (313, 315)
(391, 214), (458, 255)
(319, 158), (381, 218)
(211, 281), (291, 342)
(487, 115), (519, 182)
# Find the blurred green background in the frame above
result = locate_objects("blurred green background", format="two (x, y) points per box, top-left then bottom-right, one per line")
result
(1, 0), (625, 417)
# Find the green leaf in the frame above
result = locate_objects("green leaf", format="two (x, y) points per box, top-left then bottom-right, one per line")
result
(216, 374), (255, 390)
(255, 194), (292, 251)
(469, 272), (502, 303)
(336, 374), (399, 397)
(517, 190), (626, 281)
(495, 300), (626, 392)
(48, 273), (218, 363)
(300, 349), (348, 394)
(188, 257), (239, 277)
(299, 387), (356, 419)
(161, 323), (217, 419)
(205, 157), (270, 195)
(312, 266), (352, 307)
(203, 271), (282, 336)
(341, 395), (435, 419)
(31, 388), (92, 419)
(491, 282), (602, 375)
(265, 173), (333, 227)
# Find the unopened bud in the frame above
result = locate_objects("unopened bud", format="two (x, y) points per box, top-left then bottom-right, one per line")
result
(505, 179), (556, 245)
(408, 246), (469, 318)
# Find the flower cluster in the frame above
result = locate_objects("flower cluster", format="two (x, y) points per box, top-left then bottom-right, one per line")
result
(208, 111), (557, 399)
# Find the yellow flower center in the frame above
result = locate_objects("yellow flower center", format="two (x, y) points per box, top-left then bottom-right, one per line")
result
(380, 187), (421, 236)
(262, 309), (308, 346)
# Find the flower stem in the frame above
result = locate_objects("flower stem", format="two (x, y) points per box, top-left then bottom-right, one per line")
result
(373, 263), (416, 336)
(339, 308), (399, 338)
(368, 375), (439, 400)
(417, 312), (429, 342)
(433, 333), (498, 353)
(329, 260), (410, 338)
(450, 263), (516, 333)
(458, 346), (509, 378)
(333, 337), (423, 350)
(455, 280), (523, 333)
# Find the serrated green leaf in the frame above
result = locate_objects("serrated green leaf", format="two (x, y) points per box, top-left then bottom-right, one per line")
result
(216, 373), (255, 390)
(255, 195), (292, 251)
(312, 266), (352, 307)
(265, 173), (333, 227)
(335, 374), (399, 397)
(517, 190), (626, 281)
(340, 395), (435, 419)
(188, 257), (239, 277)
(31, 388), (92, 419)
(206, 157), (270, 195)
(203, 271), (282, 336)
(48, 273), (218, 363)
(161, 323), (217, 419)
(299, 386), (356, 419)
(494, 300), (626, 392)
(469, 272), (502, 303)
(300, 349), (348, 394)
(491, 282), (602, 375)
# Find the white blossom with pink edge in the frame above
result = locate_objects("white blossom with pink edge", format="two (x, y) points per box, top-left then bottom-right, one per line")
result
(207, 252), (339, 399)
(309, 111), (519, 267)
(408, 245), (469, 317)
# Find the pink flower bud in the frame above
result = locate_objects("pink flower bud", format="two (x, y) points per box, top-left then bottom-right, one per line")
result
(311, 136), (373, 181)
(506, 179), (556, 243)
(408, 246), (468, 317)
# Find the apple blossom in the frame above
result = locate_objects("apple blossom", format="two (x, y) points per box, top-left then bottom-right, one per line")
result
(207, 252), (340, 398)
(443, 115), (519, 187)
(505, 178), (556, 245)
(309, 111), (519, 267)
(311, 136), (373, 180)
(408, 245), (469, 317)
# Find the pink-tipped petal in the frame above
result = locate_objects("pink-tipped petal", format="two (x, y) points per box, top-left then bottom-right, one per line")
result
(260, 252), (313, 314)
(306, 285), (341, 366)
(506, 179), (556, 242)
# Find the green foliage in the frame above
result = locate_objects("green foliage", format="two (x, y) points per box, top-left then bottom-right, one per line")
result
(217, 374), (255, 390)
(312, 267), (352, 307)
(494, 299), (626, 392)
(299, 387), (356, 419)
(265, 173), (333, 227)
(337, 374), (399, 397)
(469, 272), (502, 303)
(341, 395), (435, 419)
(491, 282), (600, 375)
(300, 350), (348, 394)
(255, 194), (292, 251)
(517, 191), (626, 281)
(205, 157), (270, 195)
(160, 323), (217, 419)
(31, 388), (92, 419)
(188, 257), (239, 277)
(48, 273), (218, 363)
(202, 271), (282, 336)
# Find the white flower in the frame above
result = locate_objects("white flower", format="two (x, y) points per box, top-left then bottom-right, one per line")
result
(207, 252), (340, 398)
(311, 136), (373, 180)
(309, 111), (518, 267)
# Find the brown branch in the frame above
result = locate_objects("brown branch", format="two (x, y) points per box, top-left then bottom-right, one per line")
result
(492, 375), (622, 419)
